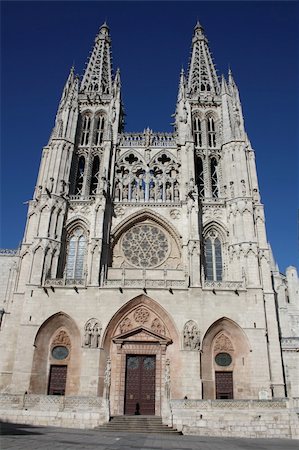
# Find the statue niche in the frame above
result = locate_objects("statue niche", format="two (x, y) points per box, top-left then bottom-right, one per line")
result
(83, 318), (102, 348)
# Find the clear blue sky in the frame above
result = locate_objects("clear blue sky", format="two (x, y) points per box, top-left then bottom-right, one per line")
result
(1, 1), (298, 272)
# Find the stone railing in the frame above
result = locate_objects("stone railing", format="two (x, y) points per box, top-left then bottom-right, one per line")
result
(119, 131), (176, 148)
(104, 268), (188, 290)
(202, 280), (245, 291)
(0, 249), (19, 256)
(170, 399), (288, 410)
(44, 277), (86, 288)
(68, 194), (96, 201)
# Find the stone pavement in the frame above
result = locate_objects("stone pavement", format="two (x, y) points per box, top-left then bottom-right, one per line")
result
(1, 422), (298, 450)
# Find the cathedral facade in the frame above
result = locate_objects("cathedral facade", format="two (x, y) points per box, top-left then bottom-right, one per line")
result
(0, 22), (298, 434)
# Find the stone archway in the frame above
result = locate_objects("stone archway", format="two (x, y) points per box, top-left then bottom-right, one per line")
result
(101, 295), (179, 416)
(29, 312), (81, 395)
(201, 317), (251, 399)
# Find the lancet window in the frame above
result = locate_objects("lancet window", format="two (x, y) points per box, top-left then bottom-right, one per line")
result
(94, 115), (105, 146)
(207, 117), (216, 148)
(65, 227), (86, 280)
(114, 152), (180, 203)
(75, 156), (85, 195)
(204, 230), (222, 281)
(195, 156), (205, 198)
(80, 115), (91, 146)
(210, 157), (219, 198)
(89, 155), (100, 195)
(192, 115), (202, 148)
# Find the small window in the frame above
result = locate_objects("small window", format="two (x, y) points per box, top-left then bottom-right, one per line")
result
(208, 117), (216, 148)
(192, 116), (202, 147)
(80, 115), (91, 146)
(94, 115), (105, 146)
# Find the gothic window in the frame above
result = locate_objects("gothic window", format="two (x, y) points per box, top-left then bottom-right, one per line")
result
(75, 156), (85, 195)
(94, 115), (105, 145)
(195, 157), (205, 197)
(89, 155), (100, 195)
(192, 116), (202, 147)
(204, 231), (222, 281)
(80, 115), (91, 146)
(207, 116), (216, 148)
(210, 157), (219, 198)
(66, 227), (86, 280)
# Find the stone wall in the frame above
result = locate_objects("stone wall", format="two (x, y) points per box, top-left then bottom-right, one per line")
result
(170, 398), (299, 439)
(0, 394), (108, 429)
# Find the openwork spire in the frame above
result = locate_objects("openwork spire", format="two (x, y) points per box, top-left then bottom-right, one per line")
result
(187, 22), (220, 97)
(81, 22), (113, 95)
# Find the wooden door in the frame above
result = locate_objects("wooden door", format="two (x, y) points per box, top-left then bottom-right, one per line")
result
(124, 355), (156, 415)
(215, 371), (233, 399)
(48, 365), (67, 395)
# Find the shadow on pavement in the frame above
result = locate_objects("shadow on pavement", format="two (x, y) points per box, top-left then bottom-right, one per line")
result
(0, 421), (43, 436)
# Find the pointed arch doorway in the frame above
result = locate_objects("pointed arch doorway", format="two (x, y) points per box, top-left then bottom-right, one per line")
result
(101, 295), (178, 417)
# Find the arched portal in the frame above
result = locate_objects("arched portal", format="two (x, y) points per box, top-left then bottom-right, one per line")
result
(29, 312), (81, 395)
(201, 317), (251, 399)
(101, 295), (179, 416)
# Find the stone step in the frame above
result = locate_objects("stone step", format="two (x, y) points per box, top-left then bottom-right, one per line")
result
(95, 415), (181, 434)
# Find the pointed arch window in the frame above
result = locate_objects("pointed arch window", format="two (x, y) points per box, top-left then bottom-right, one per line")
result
(89, 155), (100, 195)
(192, 116), (202, 148)
(210, 157), (219, 198)
(80, 115), (91, 146)
(204, 231), (222, 281)
(75, 156), (85, 195)
(94, 115), (105, 146)
(66, 227), (86, 280)
(207, 117), (216, 148)
(195, 157), (205, 198)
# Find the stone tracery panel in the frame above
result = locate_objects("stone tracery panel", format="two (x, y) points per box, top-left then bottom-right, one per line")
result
(114, 151), (180, 203)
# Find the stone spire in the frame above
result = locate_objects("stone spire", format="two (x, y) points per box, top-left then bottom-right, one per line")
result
(81, 22), (113, 95)
(187, 21), (220, 97)
(50, 66), (79, 143)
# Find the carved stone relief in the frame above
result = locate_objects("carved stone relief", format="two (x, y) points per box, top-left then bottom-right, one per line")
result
(183, 320), (200, 350)
(117, 306), (169, 337)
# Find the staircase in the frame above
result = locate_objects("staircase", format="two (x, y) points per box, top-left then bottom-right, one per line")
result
(95, 416), (181, 434)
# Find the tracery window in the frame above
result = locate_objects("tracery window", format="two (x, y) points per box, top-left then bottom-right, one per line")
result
(94, 115), (105, 146)
(75, 156), (85, 195)
(192, 116), (202, 148)
(121, 224), (169, 268)
(204, 230), (222, 281)
(114, 152), (180, 203)
(65, 227), (86, 280)
(89, 155), (100, 195)
(195, 156), (205, 198)
(207, 117), (216, 148)
(210, 157), (219, 198)
(80, 115), (91, 146)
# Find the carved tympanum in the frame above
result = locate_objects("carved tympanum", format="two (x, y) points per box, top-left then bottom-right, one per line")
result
(214, 333), (234, 352)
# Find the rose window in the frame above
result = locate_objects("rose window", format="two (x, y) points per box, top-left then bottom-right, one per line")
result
(121, 224), (169, 268)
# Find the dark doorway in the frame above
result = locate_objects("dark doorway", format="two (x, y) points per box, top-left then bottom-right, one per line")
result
(124, 355), (156, 415)
(215, 371), (233, 399)
(48, 365), (67, 395)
